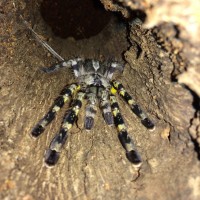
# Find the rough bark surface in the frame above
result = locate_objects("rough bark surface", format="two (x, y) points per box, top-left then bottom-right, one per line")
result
(1, 0), (200, 200)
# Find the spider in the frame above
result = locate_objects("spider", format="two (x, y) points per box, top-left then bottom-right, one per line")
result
(31, 58), (155, 169)
(23, 17), (155, 169)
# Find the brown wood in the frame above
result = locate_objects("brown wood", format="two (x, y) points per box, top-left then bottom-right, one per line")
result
(1, 0), (200, 199)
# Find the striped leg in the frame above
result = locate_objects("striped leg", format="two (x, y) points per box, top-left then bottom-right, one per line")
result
(112, 81), (155, 131)
(31, 83), (80, 137)
(42, 60), (72, 73)
(105, 62), (123, 80)
(45, 92), (85, 166)
(110, 95), (142, 168)
(99, 88), (114, 125)
(85, 87), (97, 130)
(42, 58), (82, 73)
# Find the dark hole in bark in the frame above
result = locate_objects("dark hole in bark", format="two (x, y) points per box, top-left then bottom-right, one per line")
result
(184, 85), (200, 111)
(40, 0), (113, 40)
(127, 9), (147, 23)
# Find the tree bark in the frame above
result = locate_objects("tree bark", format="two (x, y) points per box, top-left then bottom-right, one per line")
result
(0, 0), (200, 199)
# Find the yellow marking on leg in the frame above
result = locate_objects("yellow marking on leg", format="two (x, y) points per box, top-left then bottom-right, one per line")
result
(62, 122), (73, 130)
(112, 109), (118, 117)
(76, 85), (81, 91)
(110, 94), (117, 103)
(119, 90), (125, 96)
(52, 105), (61, 112)
(111, 87), (117, 95)
(40, 120), (48, 127)
(118, 124), (126, 132)
(112, 81), (120, 88)
(63, 96), (69, 102)
(128, 99), (134, 105)
(74, 108), (80, 116)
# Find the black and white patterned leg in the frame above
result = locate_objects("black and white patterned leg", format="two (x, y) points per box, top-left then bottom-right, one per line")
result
(84, 87), (97, 130)
(41, 58), (82, 73)
(31, 83), (80, 137)
(99, 88), (114, 125)
(110, 94), (142, 168)
(42, 60), (72, 73)
(112, 81), (155, 131)
(45, 91), (85, 166)
(105, 62), (123, 80)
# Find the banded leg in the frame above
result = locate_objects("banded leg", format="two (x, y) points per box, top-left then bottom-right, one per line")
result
(42, 58), (82, 73)
(45, 92), (85, 166)
(84, 86), (97, 130)
(31, 83), (80, 137)
(112, 80), (155, 131)
(105, 62), (123, 80)
(110, 95), (142, 168)
(99, 88), (114, 125)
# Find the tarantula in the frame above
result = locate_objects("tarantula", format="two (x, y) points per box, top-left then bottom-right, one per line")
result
(22, 16), (155, 168)
(31, 58), (155, 168)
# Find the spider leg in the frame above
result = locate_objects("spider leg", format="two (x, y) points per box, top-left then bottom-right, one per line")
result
(99, 87), (114, 125)
(45, 91), (85, 166)
(112, 81), (155, 131)
(42, 58), (82, 74)
(41, 60), (72, 73)
(110, 94), (142, 168)
(105, 62), (123, 80)
(84, 86), (97, 130)
(31, 83), (80, 137)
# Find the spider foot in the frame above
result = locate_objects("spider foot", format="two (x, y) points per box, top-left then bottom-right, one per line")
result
(99, 89), (113, 125)
(141, 118), (155, 131)
(31, 124), (45, 137)
(85, 116), (94, 130)
(118, 130), (142, 168)
(45, 149), (60, 166)
(103, 112), (114, 125)
(85, 89), (97, 130)
(31, 111), (55, 137)
(131, 105), (155, 131)
(126, 150), (142, 168)
(45, 128), (68, 166)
